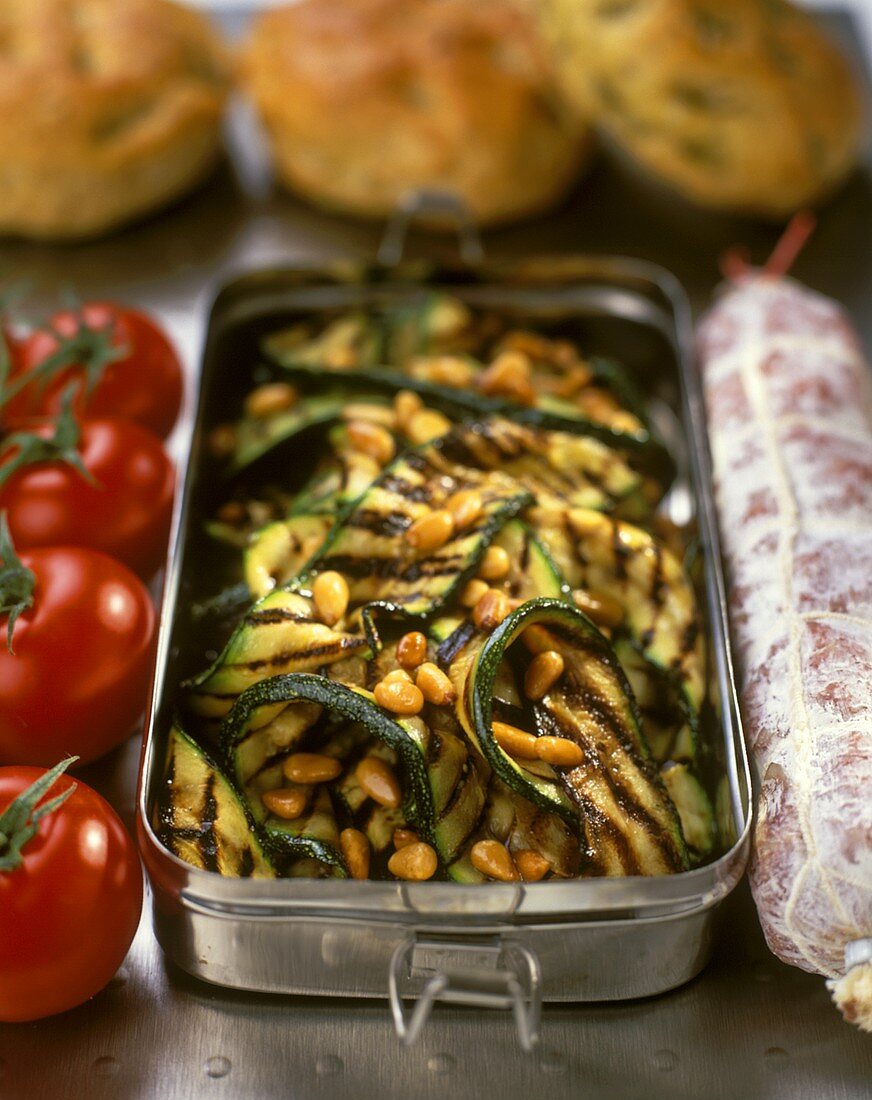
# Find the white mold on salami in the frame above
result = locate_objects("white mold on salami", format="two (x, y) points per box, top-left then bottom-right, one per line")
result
(698, 273), (872, 990)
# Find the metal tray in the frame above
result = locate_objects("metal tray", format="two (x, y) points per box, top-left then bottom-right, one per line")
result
(136, 249), (752, 1044)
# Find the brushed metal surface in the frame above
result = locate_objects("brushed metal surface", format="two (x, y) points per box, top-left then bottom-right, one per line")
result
(1, 7), (871, 1097)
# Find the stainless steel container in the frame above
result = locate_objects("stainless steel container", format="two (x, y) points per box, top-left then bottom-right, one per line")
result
(137, 246), (752, 1048)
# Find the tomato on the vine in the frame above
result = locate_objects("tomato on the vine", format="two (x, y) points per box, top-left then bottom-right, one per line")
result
(2, 303), (183, 439)
(0, 531), (156, 767)
(0, 406), (174, 579)
(0, 761), (143, 1023)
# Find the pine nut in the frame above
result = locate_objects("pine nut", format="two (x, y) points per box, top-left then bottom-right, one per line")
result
(472, 588), (511, 631)
(524, 651), (565, 701)
(445, 490), (483, 531)
(216, 501), (247, 526)
(514, 849), (551, 882)
(405, 408), (452, 444)
(342, 402), (396, 428)
(412, 355), (475, 388)
(477, 351), (535, 407)
(470, 839), (519, 882)
(355, 756), (402, 808)
(478, 545), (510, 582)
(324, 345), (358, 369)
(499, 330), (553, 359)
(535, 736), (584, 767)
(374, 678), (424, 716)
(340, 828), (371, 880)
(208, 424), (237, 458)
(394, 389), (424, 429)
(552, 363), (593, 398)
(312, 570), (350, 626)
(282, 753), (342, 784)
(521, 624), (554, 654)
(388, 841), (438, 881)
(397, 631), (427, 669)
(415, 662), (457, 706)
(406, 509), (455, 552)
(460, 577), (490, 608)
(393, 827), (418, 850)
(382, 668), (414, 685)
(492, 720), (538, 760)
(572, 588), (624, 630)
(567, 510), (604, 536)
(346, 420), (395, 465)
(245, 382), (297, 419)
(262, 786), (309, 820)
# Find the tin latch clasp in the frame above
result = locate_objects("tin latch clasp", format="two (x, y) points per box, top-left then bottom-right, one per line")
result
(388, 935), (541, 1051)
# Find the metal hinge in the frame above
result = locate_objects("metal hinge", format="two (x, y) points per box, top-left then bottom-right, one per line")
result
(388, 935), (542, 1052)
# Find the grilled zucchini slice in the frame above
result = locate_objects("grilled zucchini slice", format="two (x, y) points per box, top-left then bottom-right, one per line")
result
(451, 598), (688, 874)
(428, 418), (648, 517)
(186, 592), (369, 720)
(158, 724), (276, 878)
(244, 514), (334, 598)
(222, 674), (436, 847)
(531, 508), (705, 721)
(660, 762), (716, 863)
(304, 450), (531, 621)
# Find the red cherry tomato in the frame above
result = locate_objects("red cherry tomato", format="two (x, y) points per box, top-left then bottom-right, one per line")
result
(4, 303), (183, 438)
(0, 547), (156, 767)
(0, 765), (143, 1023)
(0, 416), (174, 579)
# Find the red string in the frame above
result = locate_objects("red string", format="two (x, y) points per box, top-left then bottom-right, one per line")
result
(719, 245), (752, 283)
(762, 210), (817, 277)
(718, 210), (817, 285)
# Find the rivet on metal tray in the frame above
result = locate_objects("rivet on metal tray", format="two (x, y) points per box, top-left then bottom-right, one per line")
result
(315, 1056), (344, 1077)
(203, 1056), (232, 1079)
(652, 1049), (679, 1072)
(93, 1057), (120, 1078)
(427, 1054), (455, 1075)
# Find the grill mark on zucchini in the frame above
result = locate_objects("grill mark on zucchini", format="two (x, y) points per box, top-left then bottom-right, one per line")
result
(317, 552), (465, 583)
(246, 609), (312, 625)
(536, 672), (668, 841)
(240, 636), (368, 672)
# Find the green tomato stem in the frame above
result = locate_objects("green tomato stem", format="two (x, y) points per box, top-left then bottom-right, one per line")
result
(0, 757), (79, 872)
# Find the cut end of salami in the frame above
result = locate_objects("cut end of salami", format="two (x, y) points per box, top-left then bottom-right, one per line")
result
(698, 272), (872, 998)
(828, 957), (872, 1034)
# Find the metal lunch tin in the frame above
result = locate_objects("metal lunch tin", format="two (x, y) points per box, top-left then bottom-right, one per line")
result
(136, 237), (752, 1048)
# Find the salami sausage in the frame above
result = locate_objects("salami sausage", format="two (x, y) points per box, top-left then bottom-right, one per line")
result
(697, 272), (872, 1031)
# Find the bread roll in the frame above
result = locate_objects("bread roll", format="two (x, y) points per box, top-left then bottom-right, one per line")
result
(531, 0), (862, 217)
(240, 0), (590, 227)
(0, 0), (228, 240)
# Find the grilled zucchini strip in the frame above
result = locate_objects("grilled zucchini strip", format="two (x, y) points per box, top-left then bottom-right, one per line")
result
(530, 508), (705, 722)
(452, 598), (688, 874)
(303, 450), (532, 620)
(222, 675), (436, 847)
(186, 592), (369, 720)
(426, 418), (647, 517)
(158, 724), (277, 878)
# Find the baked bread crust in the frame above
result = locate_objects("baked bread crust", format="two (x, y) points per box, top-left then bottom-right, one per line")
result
(0, 0), (228, 240)
(240, 0), (590, 227)
(533, 0), (862, 217)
